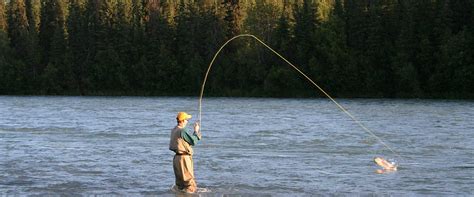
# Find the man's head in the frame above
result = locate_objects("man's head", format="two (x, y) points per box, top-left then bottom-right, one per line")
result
(176, 112), (192, 125)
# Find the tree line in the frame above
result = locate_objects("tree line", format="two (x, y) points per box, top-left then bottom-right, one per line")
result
(0, 0), (473, 98)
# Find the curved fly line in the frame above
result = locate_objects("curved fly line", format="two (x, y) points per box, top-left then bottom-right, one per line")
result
(198, 34), (402, 161)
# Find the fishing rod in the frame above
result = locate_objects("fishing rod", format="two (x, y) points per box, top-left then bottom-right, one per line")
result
(198, 34), (403, 162)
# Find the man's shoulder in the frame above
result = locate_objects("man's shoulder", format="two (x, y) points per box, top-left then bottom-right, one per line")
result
(171, 126), (183, 134)
(172, 126), (189, 134)
(172, 125), (183, 130)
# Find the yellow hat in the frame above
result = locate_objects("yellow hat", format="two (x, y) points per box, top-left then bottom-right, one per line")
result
(176, 112), (192, 121)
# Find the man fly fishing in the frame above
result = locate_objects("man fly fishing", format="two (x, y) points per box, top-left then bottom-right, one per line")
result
(169, 112), (201, 193)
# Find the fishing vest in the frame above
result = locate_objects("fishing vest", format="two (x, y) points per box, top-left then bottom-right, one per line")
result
(169, 126), (193, 155)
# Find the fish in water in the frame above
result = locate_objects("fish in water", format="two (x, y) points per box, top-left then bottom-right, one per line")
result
(374, 157), (397, 174)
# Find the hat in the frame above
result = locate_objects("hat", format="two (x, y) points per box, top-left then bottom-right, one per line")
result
(176, 112), (192, 121)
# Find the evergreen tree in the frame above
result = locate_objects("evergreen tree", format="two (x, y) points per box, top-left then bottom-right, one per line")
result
(391, 0), (420, 97)
(7, 0), (29, 59)
(143, 0), (176, 94)
(313, 0), (354, 97)
(113, 0), (133, 91)
(264, 3), (295, 97)
(0, 0), (13, 93)
(6, 0), (30, 93)
(89, 1), (120, 93)
(24, 0), (40, 90)
(174, 2), (225, 95)
(76, 0), (102, 93)
(293, 0), (319, 66)
(174, 2), (198, 93)
(216, 0), (242, 97)
(447, 0), (473, 34)
(242, 1), (280, 95)
(272, 2), (292, 56)
(411, 0), (436, 94)
(127, 0), (145, 92)
(427, 0), (452, 96)
(292, 0), (319, 96)
(344, 0), (367, 50)
(130, 0), (145, 62)
(39, 0), (60, 70)
(243, 1), (279, 41)
(67, 0), (88, 94)
(436, 30), (473, 98)
(0, 1), (5, 32)
(222, 0), (241, 40)
(38, 0), (69, 94)
(363, 0), (397, 97)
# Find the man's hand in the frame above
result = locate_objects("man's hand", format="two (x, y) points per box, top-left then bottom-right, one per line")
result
(194, 122), (200, 132)
(194, 122), (202, 139)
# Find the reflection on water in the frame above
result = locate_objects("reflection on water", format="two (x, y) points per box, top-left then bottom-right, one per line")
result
(0, 96), (473, 195)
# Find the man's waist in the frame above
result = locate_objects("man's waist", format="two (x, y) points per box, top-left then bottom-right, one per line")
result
(170, 149), (192, 156)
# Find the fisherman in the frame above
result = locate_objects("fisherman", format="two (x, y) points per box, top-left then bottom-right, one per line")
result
(169, 112), (202, 193)
(374, 157), (397, 174)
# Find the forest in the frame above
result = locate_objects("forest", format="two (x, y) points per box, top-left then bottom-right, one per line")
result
(0, 0), (473, 98)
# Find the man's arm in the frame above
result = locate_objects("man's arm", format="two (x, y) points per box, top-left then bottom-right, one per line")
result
(181, 128), (200, 146)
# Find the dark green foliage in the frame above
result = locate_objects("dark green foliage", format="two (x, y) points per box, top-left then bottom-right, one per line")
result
(143, 0), (176, 94)
(0, 1), (6, 32)
(7, 0), (29, 59)
(24, 0), (41, 91)
(5, 0), (31, 94)
(0, 0), (473, 98)
(66, 0), (88, 94)
(222, 0), (241, 40)
(0, 1), (10, 93)
(38, 0), (70, 94)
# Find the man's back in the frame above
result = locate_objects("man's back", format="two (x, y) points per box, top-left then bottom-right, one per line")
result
(169, 126), (193, 155)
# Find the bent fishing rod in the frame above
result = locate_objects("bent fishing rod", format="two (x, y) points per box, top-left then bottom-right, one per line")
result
(197, 34), (403, 162)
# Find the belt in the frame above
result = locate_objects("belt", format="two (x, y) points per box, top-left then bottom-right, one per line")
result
(175, 153), (190, 156)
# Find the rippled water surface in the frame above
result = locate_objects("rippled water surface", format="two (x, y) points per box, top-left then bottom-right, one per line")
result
(1, 96), (473, 196)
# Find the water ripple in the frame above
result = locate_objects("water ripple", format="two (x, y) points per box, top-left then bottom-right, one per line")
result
(1, 96), (473, 195)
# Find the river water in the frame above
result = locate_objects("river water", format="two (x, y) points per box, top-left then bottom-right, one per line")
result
(0, 96), (473, 196)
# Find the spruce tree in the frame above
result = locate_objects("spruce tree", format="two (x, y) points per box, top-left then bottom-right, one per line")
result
(313, 0), (354, 97)
(24, 0), (40, 89)
(67, 0), (88, 94)
(90, 1), (120, 93)
(242, 2), (280, 96)
(39, 0), (69, 94)
(7, 0), (29, 59)
(143, 0), (176, 93)
(292, 0), (319, 96)
(6, 0), (30, 93)
(0, 0), (12, 93)
(263, 3), (296, 97)
(392, 0), (421, 97)
(0, 1), (5, 32)
(222, 0), (241, 40)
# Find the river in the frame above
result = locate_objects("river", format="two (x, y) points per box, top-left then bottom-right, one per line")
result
(0, 96), (473, 196)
